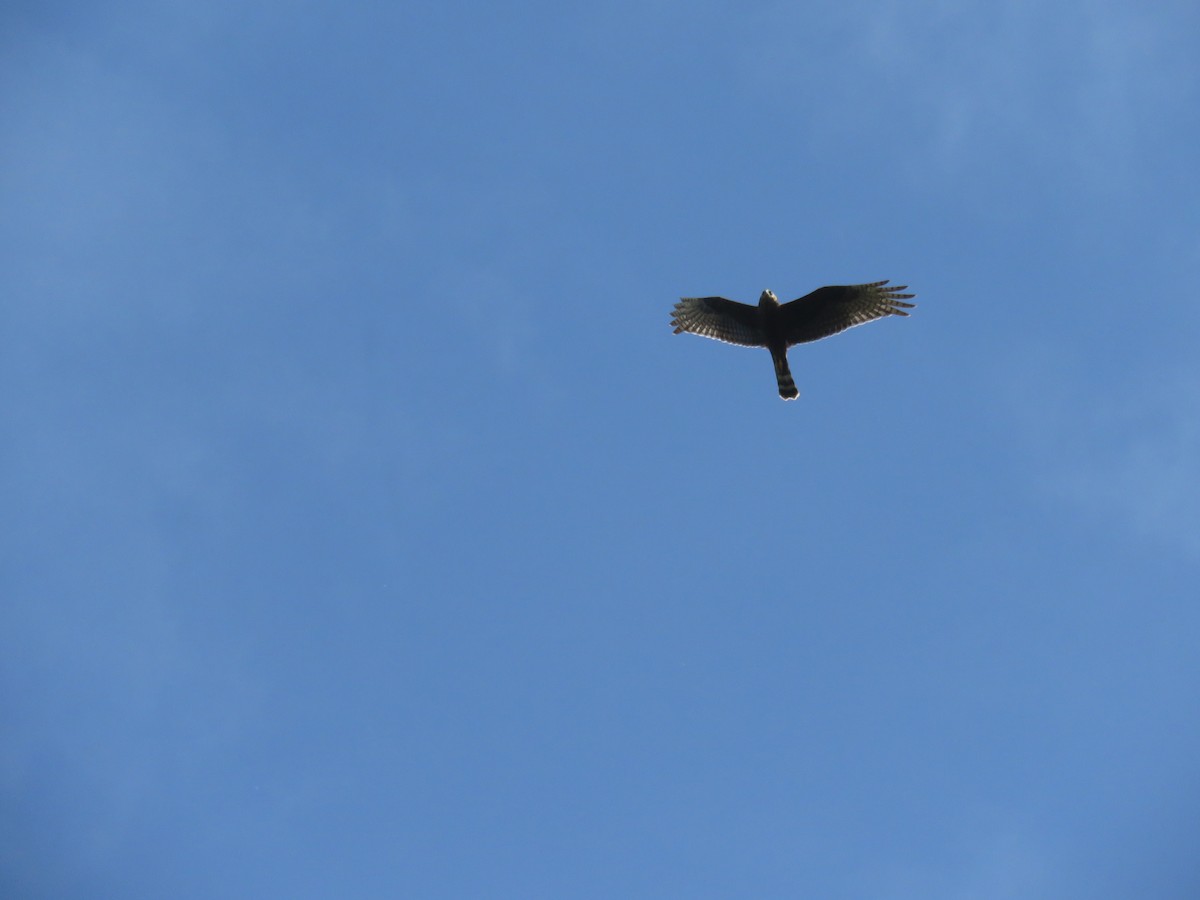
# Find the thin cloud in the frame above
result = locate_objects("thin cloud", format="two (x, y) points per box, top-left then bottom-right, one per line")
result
(734, 1), (1198, 193)
(1004, 349), (1200, 559)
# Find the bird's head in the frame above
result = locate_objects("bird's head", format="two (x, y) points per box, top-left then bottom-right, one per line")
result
(759, 289), (779, 307)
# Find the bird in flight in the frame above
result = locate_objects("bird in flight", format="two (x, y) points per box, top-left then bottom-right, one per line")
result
(670, 280), (915, 399)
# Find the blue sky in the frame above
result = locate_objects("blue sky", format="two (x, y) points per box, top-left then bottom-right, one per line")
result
(4, 1), (1200, 897)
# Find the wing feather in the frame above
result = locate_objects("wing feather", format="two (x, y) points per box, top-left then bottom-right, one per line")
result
(671, 297), (766, 347)
(779, 280), (915, 346)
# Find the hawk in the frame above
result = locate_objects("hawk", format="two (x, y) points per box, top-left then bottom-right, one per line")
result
(670, 280), (915, 399)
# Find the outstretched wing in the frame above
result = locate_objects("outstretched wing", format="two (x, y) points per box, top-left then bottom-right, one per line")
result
(779, 280), (915, 346)
(671, 297), (766, 347)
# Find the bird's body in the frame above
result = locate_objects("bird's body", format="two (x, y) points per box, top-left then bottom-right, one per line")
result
(670, 281), (915, 399)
